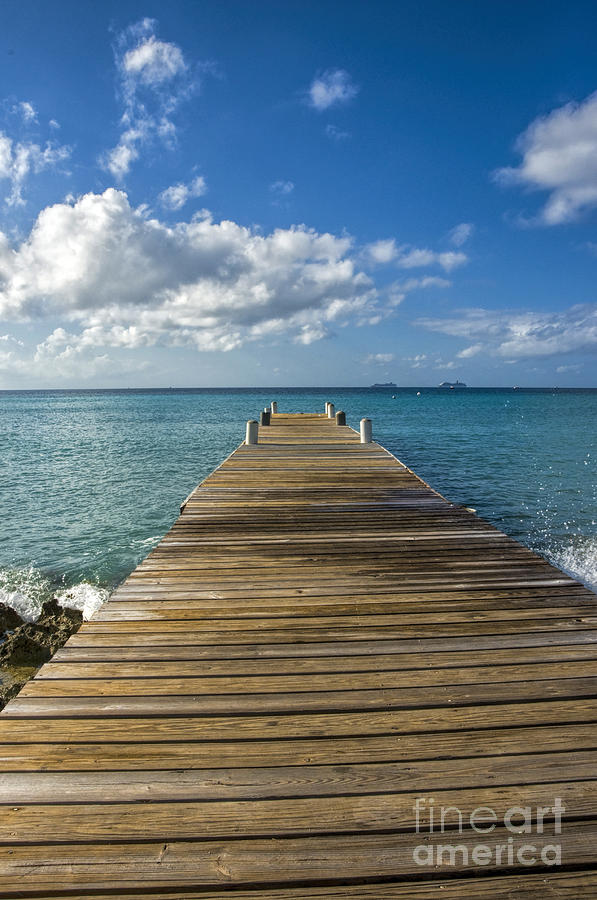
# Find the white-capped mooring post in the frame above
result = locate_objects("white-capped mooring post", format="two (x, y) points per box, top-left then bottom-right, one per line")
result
(260, 408), (270, 426)
(327, 403), (335, 418)
(245, 419), (259, 445)
(271, 401), (278, 414)
(325, 401), (330, 416)
(335, 410), (346, 425)
(360, 417), (372, 443)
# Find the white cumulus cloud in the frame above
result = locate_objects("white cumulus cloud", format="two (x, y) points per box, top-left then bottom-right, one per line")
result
(495, 90), (597, 224)
(308, 69), (358, 111)
(0, 189), (376, 357)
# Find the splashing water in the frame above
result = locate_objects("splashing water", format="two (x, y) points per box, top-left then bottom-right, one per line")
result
(541, 536), (597, 593)
(56, 582), (109, 620)
(0, 567), (108, 623)
(0, 567), (53, 623)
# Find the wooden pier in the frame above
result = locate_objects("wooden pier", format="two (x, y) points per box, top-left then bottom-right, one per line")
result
(1, 406), (597, 897)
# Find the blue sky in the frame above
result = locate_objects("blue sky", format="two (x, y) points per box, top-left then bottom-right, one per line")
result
(1, 0), (597, 387)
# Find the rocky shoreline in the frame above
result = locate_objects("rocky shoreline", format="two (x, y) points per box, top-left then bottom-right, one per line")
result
(0, 600), (83, 709)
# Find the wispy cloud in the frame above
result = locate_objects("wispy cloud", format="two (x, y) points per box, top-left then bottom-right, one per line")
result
(308, 69), (358, 111)
(417, 304), (597, 360)
(365, 352), (395, 364)
(102, 18), (196, 180)
(397, 276), (451, 291)
(270, 179), (294, 199)
(325, 124), (350, 141)
(269, 180), (295, 208)
(556, 363), (582, 373)
(159, 175), (206, 210)
(366, 238), (398, 264)
(0, 130), (70, 206)
(403, 353), (427, 368)
(0, 333), (24, 347)
(448, 222), (474, 246)
(365, 238), (467, 272)
(396, 247), (467, 272)
(387, 275), (451, 307)
(13, 101), (37, 123)
(494, 90), (597, 224)
(457, 343), (483, 358)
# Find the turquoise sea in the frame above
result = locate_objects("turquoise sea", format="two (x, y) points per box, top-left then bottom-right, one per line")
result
(0, 387), (595, 620)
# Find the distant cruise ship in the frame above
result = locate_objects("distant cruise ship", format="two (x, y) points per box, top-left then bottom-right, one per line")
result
(371, 382), (397, 387)
(439, 380), (467, 388)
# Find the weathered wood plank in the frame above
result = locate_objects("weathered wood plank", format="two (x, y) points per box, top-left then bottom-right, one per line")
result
(0, 825), (593, 892)
(0, 722), (594, 771)
(0, 782), (592, 842)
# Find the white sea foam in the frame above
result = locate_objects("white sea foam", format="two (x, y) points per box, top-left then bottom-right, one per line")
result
(0, 567), (51, 623)
(0, 588), (43, 623)
(0, 567), (109, 624)
(130, 535), (162, 549)
(56, 583), (109, 620)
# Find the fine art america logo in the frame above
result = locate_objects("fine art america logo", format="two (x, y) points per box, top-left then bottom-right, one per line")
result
(412, 797), (564, 868)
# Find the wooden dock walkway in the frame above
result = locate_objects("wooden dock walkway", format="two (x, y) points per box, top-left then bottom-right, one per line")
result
(1, 406), (597, 897)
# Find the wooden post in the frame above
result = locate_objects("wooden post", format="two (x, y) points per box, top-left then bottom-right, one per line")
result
(335, 410), (346, 425)
(245, 420), (258, 444)
(260, 410), (270, 426)
(327, 403), (335, 418)
(360, 417), (372, 443)
(271, 401), (278, 414)
(325, 402), (330, 415)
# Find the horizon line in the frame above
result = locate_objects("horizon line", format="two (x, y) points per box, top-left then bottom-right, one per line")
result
(1, 385), (597, 392)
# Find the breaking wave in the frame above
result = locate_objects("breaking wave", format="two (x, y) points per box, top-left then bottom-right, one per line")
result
(0, 567), (109, 623)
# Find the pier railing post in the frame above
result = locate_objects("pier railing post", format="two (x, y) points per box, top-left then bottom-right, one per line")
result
(335, 410), (346, 425)
(245, 420), (258, 444)
(327, 403), (335, 418)
(325, 402), (330, 415)
(260, 409), (270, 426)
(360, 418), (372, 443)
(271, 401), (278, 414)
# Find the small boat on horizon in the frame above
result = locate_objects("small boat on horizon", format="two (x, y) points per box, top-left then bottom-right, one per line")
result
(439, 380), (467, 389)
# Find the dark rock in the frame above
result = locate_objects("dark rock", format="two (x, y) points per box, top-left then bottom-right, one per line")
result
(0, 599), (83, 709)
(0, 603), (23, 633)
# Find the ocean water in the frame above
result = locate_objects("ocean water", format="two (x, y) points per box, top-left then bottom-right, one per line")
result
(0, 387), (595, 620)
